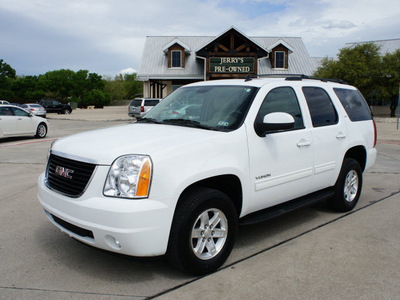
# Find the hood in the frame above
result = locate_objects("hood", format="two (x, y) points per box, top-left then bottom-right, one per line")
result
(51, 123), (224, 165)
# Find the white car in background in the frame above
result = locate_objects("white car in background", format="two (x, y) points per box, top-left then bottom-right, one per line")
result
(0, 105), (49, 139)
(22, 103), (47, 118)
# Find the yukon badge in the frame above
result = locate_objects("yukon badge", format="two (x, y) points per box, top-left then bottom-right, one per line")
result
(55, 166), (74, 179)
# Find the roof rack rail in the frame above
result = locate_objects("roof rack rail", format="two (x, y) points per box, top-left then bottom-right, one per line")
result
(255, 73), (347, 84)
(287, 75), (347, 84)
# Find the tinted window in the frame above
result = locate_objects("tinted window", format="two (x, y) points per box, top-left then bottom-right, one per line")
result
(131, 99), (142, 107)
(0, 107), (13, 116)
(256, 87), (304, 130)
(303, 87), (338, 127)
(144, 100), (160, 106)
(334, 88), (372, 121)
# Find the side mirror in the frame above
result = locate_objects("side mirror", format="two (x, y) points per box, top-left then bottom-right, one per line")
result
(256, 112), (295, 136)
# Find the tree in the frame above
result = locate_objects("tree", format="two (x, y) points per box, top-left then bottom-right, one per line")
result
(0, 59), (17, 98)
(0, 59), (16, 80)
(105, 73), (143, 101)
(380, 50), (400, 117)
(314, 43), (382, 100)
(314, 43), (400, 116)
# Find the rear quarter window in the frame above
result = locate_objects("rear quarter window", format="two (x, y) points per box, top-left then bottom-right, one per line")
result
(131, 99), (142, 107)
(144, 100), (160, 106)
(334, 88), (372, 121)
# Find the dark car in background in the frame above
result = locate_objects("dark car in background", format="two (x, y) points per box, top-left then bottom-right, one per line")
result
(38, 100), (72, 114)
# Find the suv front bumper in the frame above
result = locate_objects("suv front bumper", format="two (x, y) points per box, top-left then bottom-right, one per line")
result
(37, 172), (175, 257)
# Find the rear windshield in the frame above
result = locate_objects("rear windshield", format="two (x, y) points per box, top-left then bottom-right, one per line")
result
(131, 99), (142, 107)
(334, 88), (372, 121)
(144, 100), (160, 106)
(30, 104), (42, 108)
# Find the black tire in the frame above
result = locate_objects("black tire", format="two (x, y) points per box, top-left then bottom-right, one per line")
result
(35, 123), (47, 138)
(62, 108), (71, 114)
(329, 158), (362, 212)
(167, 187), (238, 275)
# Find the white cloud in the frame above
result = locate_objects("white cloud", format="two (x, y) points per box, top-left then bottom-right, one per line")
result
(0, 0), (399, 75)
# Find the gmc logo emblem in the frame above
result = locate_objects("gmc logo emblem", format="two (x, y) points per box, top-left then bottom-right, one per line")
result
(55, 166), (74, 179)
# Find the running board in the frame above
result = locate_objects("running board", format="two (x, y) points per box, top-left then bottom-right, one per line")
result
(239, 188), (334, 225)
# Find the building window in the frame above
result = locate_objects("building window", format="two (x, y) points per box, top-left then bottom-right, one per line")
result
(171, 51), (182, 68)
(275, 51), (285, 69)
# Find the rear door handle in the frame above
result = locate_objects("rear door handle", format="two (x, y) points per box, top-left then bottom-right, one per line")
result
(297, 139), (311, 147)
(336, 132), (347, 139)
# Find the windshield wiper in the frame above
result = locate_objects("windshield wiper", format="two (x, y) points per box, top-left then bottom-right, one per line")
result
(137, 118), (163, 124)
(162, 119), (213, 130)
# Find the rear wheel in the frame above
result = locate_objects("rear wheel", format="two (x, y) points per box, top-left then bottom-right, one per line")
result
(35, 123), (47, 138)
(329, 158), (362, 212)
(167, 187), (237, 275)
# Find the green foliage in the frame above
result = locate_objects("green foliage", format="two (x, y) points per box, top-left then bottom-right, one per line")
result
(0, 59), (16, 81)
(314, 43), (400, 116)
(0, 59), (143, 107)
(81, 89), (112, 108)
(105, 73), (143, 101)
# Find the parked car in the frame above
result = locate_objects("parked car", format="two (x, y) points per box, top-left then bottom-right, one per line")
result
(0, 105), (49, 139)
(128, 98), (161, 118)
(38, 99), (72, 114)
(22, 103), (47, 118)
(38, 76), (376, 275)
(0, 100), (10, 104)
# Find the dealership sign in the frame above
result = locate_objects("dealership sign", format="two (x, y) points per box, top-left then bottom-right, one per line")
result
(210, 57), (254, 74)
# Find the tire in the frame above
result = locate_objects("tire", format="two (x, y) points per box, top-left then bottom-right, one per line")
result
(329, 158), (362, 212)
(35, 123), (47, 138)
(167, 187), (238, 275)
(62, 108), (71, 114)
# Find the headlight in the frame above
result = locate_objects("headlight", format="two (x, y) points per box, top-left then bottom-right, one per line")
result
(103, 155), (153, 199)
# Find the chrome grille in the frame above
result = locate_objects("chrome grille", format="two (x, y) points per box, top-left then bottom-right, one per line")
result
(46, 154), (96, 197)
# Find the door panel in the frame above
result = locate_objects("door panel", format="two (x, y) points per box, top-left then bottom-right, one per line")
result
(247, 87), (314, 213)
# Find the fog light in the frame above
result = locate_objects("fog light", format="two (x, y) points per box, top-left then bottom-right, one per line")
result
(105, 235), (122, 250)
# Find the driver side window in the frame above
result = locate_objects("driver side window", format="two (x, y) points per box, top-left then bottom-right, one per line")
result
(256, 87), (304, 130)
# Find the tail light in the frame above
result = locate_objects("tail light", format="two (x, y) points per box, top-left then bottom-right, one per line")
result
(141, 106), (144, 112)
(30, 109), (34, 111)
(373, 119), (377, 148)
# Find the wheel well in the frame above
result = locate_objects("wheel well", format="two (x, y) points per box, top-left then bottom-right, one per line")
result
(344, 146), (367, 171)
(178, 175), (243, 217)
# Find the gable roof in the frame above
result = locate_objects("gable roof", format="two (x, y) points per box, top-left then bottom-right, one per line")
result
(137, 29), (320, 80)
(162, 38), (191, 54)
(195, 26), (269, 57)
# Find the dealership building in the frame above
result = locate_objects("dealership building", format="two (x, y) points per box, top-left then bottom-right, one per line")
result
(137, 27), (321, 98)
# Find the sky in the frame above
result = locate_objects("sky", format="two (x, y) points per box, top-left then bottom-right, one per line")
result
(1, 0), (399, 77)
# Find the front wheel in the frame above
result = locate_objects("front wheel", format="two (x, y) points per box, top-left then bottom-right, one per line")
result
(167, 187), (237, 275)
(329, 158), (362, 212)
(35, 123), (47, 138)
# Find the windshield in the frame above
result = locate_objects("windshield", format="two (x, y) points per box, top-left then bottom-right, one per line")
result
(142, 85), (258, 131)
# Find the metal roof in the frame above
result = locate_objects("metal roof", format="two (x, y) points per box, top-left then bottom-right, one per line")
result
(137, 34), (321, 80)
(345, 38), (400, 55)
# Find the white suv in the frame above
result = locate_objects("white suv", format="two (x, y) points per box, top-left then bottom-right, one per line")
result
(38, 77), (377, 275)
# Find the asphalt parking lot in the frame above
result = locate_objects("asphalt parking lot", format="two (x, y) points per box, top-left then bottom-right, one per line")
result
(1, 107), (400, 299)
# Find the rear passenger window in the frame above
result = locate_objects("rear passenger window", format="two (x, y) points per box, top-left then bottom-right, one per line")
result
(334, 88), (372, 121)
(303, 87), (338, 127)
